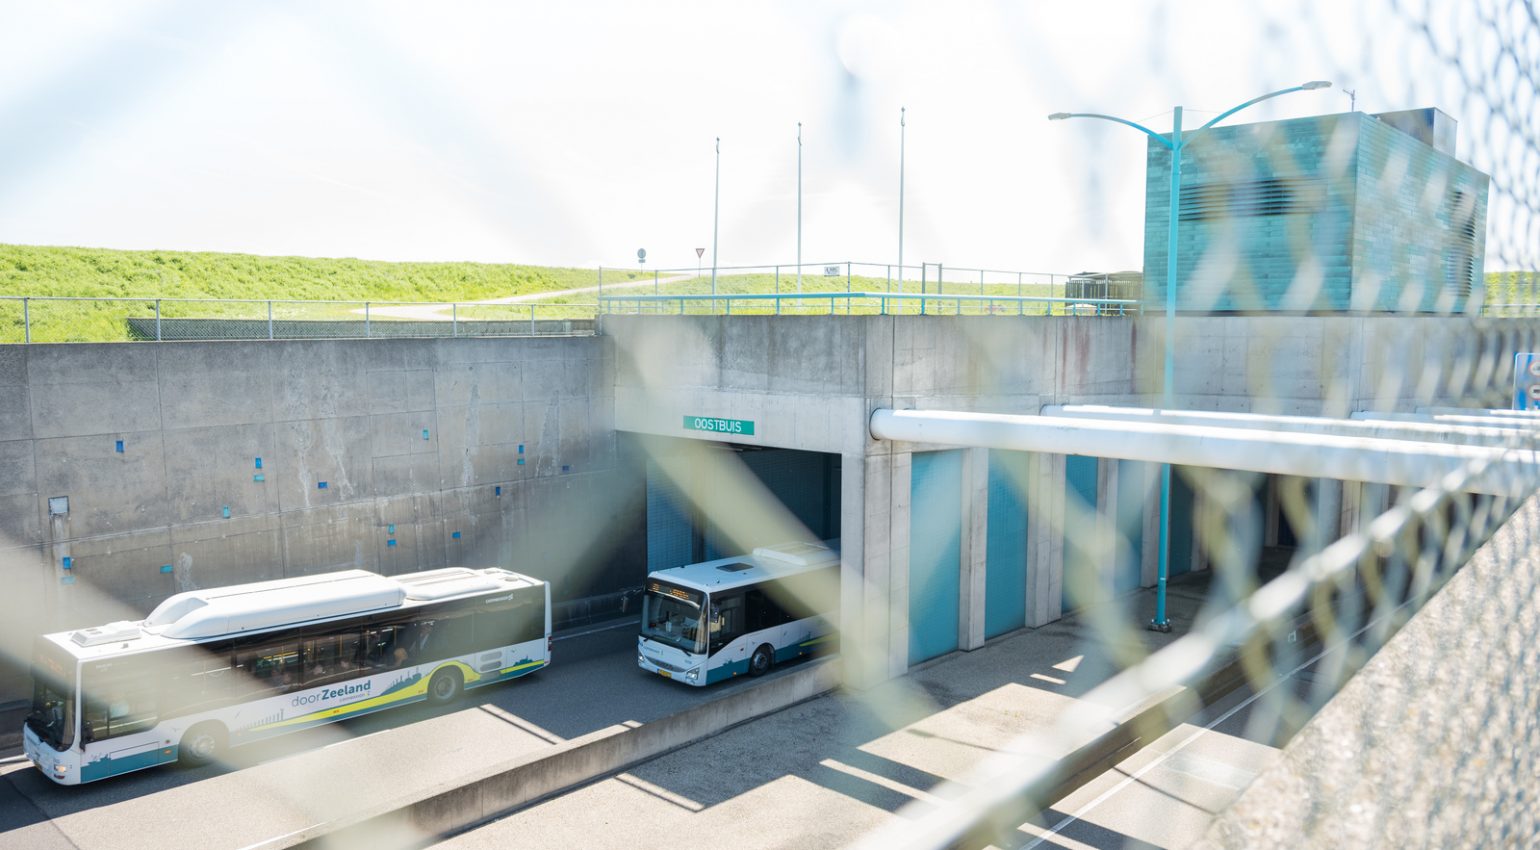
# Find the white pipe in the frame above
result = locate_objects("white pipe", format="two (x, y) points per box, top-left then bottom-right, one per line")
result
(1352, 411), (1540, 430)
(869, 409), (1539, 497)
(1418, 406), (1540, 419)
(1044, 404), (1538, 447)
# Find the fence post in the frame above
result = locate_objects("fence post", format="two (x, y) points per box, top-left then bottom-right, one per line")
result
(365, 302), (371, 337)
(155, 299), (162, 341)
(530, 305), (536, 335)
(921, 263), (927, 316)
(654, 269), (659, 295)
(847, 261), (852, 294)
(267, 301), (274, 339)
(979, 269), (985, 298)
(22, 298), (30, 344)
(598, 266), (604, 301)
(1018, 273), (1024, 315)
(452, 303), (458, 337)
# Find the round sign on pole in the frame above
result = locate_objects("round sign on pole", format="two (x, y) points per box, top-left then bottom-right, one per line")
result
(637, 248), (646, 260)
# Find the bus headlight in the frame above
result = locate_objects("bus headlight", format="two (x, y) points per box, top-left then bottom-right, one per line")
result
(52, 764), (69, 777)
(686, 668), (699, 682)
(638, 653), (645, 666)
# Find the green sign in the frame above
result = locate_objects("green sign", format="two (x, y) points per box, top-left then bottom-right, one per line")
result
(683, 416), (755, 437)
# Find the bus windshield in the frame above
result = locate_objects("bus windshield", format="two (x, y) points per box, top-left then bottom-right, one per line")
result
(641, 589), (705, 654)
(26, 640), (75, 751)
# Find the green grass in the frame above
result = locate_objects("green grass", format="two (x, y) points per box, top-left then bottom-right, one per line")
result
(0, 243), (650, 342)
(1484, 271), (1540, 310)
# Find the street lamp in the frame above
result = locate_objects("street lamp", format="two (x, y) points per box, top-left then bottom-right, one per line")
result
(1050, 81), (1331, 633)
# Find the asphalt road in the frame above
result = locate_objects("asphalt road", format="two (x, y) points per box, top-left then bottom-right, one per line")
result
(0, 619), (785, 850)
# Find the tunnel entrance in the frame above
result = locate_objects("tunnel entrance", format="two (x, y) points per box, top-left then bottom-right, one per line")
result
(643, 442), (841, 573)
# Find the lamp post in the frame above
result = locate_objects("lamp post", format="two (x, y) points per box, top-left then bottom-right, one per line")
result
(712, 137), (721, 298)
(898, 107), (906, 289)
(1049, 80), (1330, 632)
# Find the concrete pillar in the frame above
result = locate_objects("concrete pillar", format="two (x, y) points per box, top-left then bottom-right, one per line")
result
(839, 451), (872, 688)
(1027, 453), (1066, 625)
(959, 447), (988, 651)
(1312, 478), (1343, 553)
(1097, 456), (1115, 596)
(841, 449), (912, 690)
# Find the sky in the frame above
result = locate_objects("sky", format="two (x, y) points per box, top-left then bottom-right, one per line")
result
(0, 0), (1531, 275)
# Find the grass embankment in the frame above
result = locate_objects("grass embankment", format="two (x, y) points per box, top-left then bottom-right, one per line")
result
(1484, 270), (1540, 311)
(0, 244), (648, 341)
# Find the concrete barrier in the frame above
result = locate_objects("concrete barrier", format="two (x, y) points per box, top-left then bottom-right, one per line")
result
(269, 659), (842, 850)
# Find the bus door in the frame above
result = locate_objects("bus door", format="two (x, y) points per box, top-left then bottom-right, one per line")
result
(706, 593), (746, 675)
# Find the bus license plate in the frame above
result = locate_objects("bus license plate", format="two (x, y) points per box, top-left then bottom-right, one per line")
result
(657, 669), (671, 679)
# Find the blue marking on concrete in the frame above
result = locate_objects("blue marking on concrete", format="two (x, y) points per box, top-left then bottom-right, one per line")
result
(495, 485), (502, 496)
(61, 576), (75, 585)
(255, 457), (263, 469)
(114, 440), (124, 453)
(61, 556), (71, 570)
(387, 539), (397, 547)
(318, 481), (328, 489)
(451, 531), (461, 539)
(160, 564), (173, 574)
(388, 524), (396, 534)
(253, 473), (264, 482)
(222, 506), (231, 518)
(422, 429), (430, 440)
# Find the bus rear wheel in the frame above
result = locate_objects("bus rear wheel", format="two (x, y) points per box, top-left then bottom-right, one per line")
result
(179, 722), (227, 768)
(749, 645), (774, 677)
(427, 668), (464, 705)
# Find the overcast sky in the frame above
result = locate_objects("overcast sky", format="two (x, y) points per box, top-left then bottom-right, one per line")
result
(0, 0), (1528, 274)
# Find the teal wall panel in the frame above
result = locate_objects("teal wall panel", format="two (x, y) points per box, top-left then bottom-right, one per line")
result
(909, 450), (962, 664)
(985, 451), (1029, 638)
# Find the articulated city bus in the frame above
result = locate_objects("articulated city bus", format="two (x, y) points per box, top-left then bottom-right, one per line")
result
(23, 567), (550, 785)
(638, 541), (839, 686)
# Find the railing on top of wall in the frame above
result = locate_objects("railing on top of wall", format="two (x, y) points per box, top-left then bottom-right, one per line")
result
(0, 296), (600, 344)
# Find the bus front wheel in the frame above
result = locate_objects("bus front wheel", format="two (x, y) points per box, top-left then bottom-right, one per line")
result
(427, 668), (464, 705)
(749, 645), (773, 677)
(179, 722), (227, 768)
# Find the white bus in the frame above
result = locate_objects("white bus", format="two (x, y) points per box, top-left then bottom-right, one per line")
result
(637, 541), (839, 686)
(23, 567), (550, 785)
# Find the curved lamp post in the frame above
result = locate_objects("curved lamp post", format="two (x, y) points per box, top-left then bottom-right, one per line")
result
(1049, 80), (1331, 632)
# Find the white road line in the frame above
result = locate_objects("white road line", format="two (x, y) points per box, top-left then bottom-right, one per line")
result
(553, 618), (639, 642)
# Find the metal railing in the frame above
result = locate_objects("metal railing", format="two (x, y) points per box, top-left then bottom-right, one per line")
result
(599, 291), (1141, 317)
(0, 296), (599, 344)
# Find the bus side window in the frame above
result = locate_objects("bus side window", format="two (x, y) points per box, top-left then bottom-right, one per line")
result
(747, 587), (791, 632)
(234, 642), (301, 695)
(432, 609), (473, 658)
(361, 627), (401, 668)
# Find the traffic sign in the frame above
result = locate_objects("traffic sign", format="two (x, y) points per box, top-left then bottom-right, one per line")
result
(1515, 353), (1540, 409)
(695, 247), (705, 259)
(637, 248), (646, 264)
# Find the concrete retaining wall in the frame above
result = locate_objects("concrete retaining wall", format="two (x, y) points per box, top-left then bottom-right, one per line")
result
(0, 337), (643, 700)
(278, 660), (843, 849)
